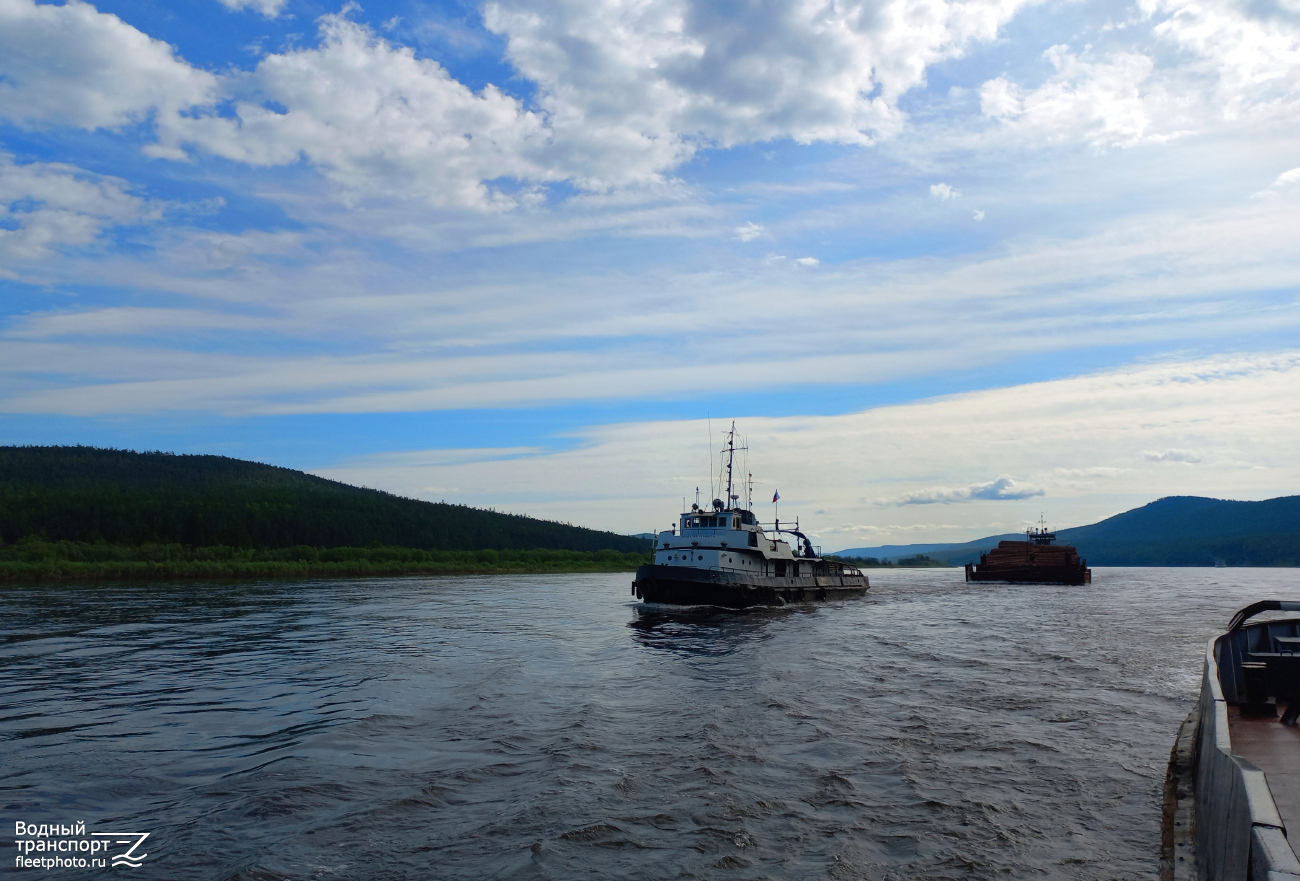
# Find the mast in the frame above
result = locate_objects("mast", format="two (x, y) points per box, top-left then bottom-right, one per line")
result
(725, 421), (735, 509)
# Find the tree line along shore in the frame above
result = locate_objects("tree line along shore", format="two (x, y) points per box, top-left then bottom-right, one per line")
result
(0, 446), (650, 583)
(0, 541), (649, 583)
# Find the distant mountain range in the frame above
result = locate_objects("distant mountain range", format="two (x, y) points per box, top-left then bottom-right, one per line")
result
(833, 496), (1300, 567)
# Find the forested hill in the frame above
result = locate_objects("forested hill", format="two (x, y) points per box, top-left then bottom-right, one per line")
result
(1053, 495), (1300, 566)
(0, 446), (647, 553)
(835, 495), (1300, 567)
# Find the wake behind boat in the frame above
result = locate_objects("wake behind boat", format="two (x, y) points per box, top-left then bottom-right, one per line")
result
(632, 423), (868, 608)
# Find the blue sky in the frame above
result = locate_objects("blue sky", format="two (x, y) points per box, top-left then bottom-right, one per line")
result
(2, 0), (1299, 547)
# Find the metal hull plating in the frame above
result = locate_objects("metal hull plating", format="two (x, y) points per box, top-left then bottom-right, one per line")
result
(1160, 601), (1300, 881)
(633, 564), (868, 609)
(964, 565), (1091, 585)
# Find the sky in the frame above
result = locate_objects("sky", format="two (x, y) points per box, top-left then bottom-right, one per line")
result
(1, 0), (1298, 550)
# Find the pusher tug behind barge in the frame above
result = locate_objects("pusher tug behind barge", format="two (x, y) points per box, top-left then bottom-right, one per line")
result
(632, 423), (868, 609)
(964, 521), (1091, 585)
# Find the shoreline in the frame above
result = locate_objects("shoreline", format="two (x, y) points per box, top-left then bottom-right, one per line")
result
(0, 560), (645, 584)
(0, 542), (650, 584)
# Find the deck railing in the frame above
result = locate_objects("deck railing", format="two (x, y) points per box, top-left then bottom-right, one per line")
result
(1194, 634), (1300, 881)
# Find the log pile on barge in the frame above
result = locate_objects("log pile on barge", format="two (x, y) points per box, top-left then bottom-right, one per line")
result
(964, 523), (1091, 585)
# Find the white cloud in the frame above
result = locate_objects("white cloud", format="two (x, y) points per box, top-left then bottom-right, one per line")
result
(794, 256), (819, 266)
(216, 0), (287, 16)
(8, 184), (1300, 414)
(0, 153), (156, 263)
(480, 0), (1034, 187)
(166, 11), (555, 209)
(0, 0), (1039, 208)
(973, 209), (985, 221)
(3, 307), (276, 339)
(886, 475), (1044, 505)
(0, 0), (218, 133)
(1143, 448), (1202, 463)
(930, 182), (961, 200)
(979, 47), (1171, 148)
(734, 221), (765, 241)
(1144, 0), (1300, 110)
(1275, 168), (1300, 187)
(1258, 165), (1300, 197)
(311, 353), (1300, 537)
(978, 0), (1300, 150)
(817, 522), (961, 535)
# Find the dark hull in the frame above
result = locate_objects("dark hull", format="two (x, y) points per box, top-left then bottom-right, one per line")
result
(964, 563), (1091, 585)
(633, 564), (868, 609)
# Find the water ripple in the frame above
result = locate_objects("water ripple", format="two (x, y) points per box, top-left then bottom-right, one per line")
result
(3, 569), (1297, 878)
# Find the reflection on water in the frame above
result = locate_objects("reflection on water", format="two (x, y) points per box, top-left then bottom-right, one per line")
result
(3, 569), (1299, 879)
(628, 603), (816, 656)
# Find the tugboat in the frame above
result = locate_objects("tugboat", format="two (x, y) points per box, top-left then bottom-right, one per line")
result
(963, 518), (1091, 585)
(631, 423), (869, 608)
(1162, 600), (1300, 881)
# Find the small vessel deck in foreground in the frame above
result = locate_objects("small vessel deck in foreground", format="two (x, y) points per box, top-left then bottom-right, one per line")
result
(964, 523), (1091, 585)
(1163, 600), (1300, 881)
(632, 423), (868, 608)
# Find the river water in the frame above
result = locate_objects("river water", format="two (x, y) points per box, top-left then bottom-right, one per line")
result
(3, 568), (1298, 879)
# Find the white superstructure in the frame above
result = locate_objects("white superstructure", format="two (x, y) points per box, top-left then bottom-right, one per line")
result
(654, 504), (814, 578)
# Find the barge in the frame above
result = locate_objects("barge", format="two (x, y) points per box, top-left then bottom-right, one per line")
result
(1163, 600), (1300, 881)
(964, 522), (1091, 585)
(631, 423), (868, 608)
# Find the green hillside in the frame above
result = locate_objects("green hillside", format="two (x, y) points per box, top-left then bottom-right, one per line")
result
(0, 446), (647, 554)
(836, 496), (1300, 567)
(1056, 495), (1300, 566)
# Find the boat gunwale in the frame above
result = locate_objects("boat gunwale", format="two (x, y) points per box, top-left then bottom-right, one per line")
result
(1173, 614), (1300, 881)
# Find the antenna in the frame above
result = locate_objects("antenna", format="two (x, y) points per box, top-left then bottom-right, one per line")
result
(720, 420), (746, 511)
(708, 416), (713, 503)
(743, 439), (750, 508)
(725, 420), (734, 509)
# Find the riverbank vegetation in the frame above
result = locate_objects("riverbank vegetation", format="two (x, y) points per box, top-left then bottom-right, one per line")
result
(0, 540), (650, 583)
(0, 446), (648, 553)
(0, 446), (653, 582)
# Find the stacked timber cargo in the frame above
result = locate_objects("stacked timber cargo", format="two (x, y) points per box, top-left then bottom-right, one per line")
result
(964, 528), (1091, 585)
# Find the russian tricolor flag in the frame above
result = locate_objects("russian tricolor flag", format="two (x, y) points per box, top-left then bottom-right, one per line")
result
(772, 490), (780, 503)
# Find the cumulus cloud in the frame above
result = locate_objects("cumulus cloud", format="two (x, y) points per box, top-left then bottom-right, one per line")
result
(734, 222), (765, 241)
(794, 256), (819, 266)
(165, 11), (555, 208)
(1275, 168), (1300, 188)
(979, 47), (1169, 148)
(973, 209), (985, 221)
(818, 522), (954, 535)
(0, 153), (157, 263)
(216, 0), (287, 15)
(0, 0), (218, 132)
(887, 476), (1045, 505)
(979, 0), (1300, 150)
(1258, 166), (1300, 197)
(1144, 0), (1300, 109)
(1144, 449), (1202, 463)
(0, 0), (1037, 208)
(930, 182), (961, 200)
(302, 353), (1300, 536)
(478, 0), (1035, 186)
